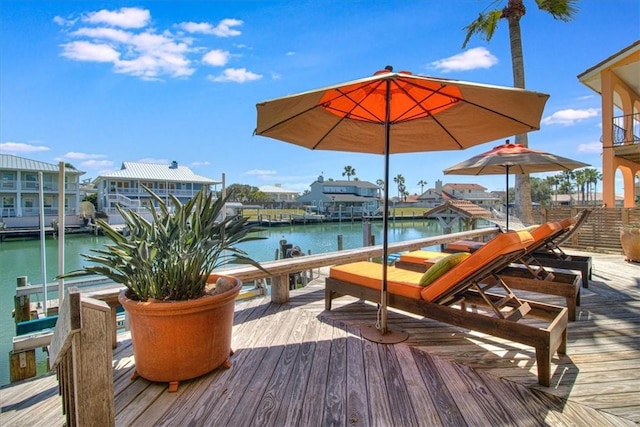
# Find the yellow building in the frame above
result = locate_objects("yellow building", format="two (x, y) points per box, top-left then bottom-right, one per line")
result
(578, 40), (640, 207)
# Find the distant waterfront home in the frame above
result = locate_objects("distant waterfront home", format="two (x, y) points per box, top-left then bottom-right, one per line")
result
(0, 154), (85, 228)
(94, 161), (220, 214)
(258, 184), (299, 205)
(418, 180), (501, 210)
(296, 175), (380, 218)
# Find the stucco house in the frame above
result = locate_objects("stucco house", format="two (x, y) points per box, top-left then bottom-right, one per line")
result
(0, 154), (85, 228)
(296, 175), (380, 219)
(93, 161), (220, 214)
(578, 40), (639, 207)
(418, 180), (501, 210)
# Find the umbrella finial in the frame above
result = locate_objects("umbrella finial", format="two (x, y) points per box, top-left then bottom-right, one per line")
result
(385, 65), (393, 71)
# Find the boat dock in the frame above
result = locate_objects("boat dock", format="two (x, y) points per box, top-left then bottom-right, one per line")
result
(1, 248), (639, 426)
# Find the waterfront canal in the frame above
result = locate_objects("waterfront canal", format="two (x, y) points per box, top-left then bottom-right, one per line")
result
(0, 218), (450, 386)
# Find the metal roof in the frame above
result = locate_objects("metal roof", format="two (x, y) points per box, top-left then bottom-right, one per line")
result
(578, 40), (640, 108)
(95, 161), (220, 184)
(259, 185), (299, 194)
(0, 154), (85, 175)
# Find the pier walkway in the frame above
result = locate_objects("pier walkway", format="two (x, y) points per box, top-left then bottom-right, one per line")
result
(1, 250), (639, 426)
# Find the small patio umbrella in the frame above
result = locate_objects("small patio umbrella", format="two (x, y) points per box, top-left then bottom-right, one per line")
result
(443, 141), (589, 230)
(255, 67), (549, 342)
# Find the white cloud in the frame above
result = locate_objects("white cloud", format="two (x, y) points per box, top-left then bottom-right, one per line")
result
(57, 8), (254, 81)
(202, 49), (230, 66)
(246, 169), (276, 176)
(541, 108), (600, 126)
(178, 18), (243, 37)
(61, 152), (108, 160)
(53, 16), (76, 26)
(286, 51), (295, 56)
(72, 27), (132, 43)
(83, 7), (150, 29)
(0, 142), (50, 154)
(577, 142), (602, 154)
(190, 161), (210, 167)
(430, 47), (498, 72)
(138, 157), (169, 164)
(79, 159), (114, 169)
(208, 68), (262, 83)
(61, 41), (120, 62)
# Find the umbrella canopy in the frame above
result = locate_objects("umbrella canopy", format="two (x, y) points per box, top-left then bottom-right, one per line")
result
(255, 67), (549, 340)
(443, 142), (589, 229)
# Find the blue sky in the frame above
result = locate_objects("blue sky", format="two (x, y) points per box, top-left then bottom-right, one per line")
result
(1, 1), (638, 196)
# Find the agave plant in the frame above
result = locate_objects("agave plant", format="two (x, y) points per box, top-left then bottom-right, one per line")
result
(60, 187), (266, 301)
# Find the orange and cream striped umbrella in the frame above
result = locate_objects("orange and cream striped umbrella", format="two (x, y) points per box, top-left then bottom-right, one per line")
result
(444, 142), (589, 230)
(255, 67), (549, 341)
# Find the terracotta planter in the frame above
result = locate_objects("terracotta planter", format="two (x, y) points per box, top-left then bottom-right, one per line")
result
(118, 275), (242, 392)
(620, 227), (640, 262)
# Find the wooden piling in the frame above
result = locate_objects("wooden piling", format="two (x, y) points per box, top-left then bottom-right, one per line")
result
(9, 349), (37, 383)
(14, 276), (31, 324)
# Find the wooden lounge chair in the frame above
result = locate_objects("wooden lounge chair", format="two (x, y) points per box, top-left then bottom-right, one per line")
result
(325, 231), (568, 387)
(529, 210), (593, 288)
(440, 211), (593, 289)
(395, 222), (582, 320)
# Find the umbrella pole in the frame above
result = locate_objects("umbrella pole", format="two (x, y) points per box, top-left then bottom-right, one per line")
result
(506, 165), (509, 231)
(360, 76), (407, 344)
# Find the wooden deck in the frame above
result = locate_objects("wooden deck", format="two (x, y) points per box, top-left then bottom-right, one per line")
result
(1, 251), (639, 426)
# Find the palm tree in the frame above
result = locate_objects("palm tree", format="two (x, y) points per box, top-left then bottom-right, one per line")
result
(584, 168), (602, 204)
(558, 170), (575, 200)
(417, 179), (428, 195)
(463, 0), (579, 223)
(574, 169), (587, 204)
(545, 175), (559, 205)
(342, 165), (356, 181)
(393, 174), (405, 199)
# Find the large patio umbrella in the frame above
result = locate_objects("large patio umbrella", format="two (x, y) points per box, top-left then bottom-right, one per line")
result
(255, 66), (549, 342)
(443, 141), (589, 230)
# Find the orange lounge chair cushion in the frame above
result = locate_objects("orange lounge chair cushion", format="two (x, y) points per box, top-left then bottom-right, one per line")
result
(530, 221), (562, 241)
(419, 252), (471, 286)
(329, 261), (424, 299)
(398, 250), (445, 264)
(421, 230), (534, 302)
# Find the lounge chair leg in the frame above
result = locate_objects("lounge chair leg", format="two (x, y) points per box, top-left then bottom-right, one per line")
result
(566, 297), (576, 321)
(559, 328), (567, 355)
(325, 288), (333, 311)
(535, 348), (551, 387)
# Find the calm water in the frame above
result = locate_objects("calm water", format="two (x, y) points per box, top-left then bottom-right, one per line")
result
(0, 218), (448, 386)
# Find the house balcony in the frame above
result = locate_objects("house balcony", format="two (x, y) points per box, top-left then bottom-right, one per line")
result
(612, 113), (640, 163)
(16, 182), (80, 193)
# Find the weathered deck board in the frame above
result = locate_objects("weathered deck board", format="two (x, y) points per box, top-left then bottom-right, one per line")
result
(1, 251), (638, 426)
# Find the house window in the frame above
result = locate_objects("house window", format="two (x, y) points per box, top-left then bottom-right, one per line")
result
(2, 172), (15, 189)
(23, 197), (35, 208)
(44, 196), (54, 212)
(2, 196), (15, 209)
(25, 173), (38, 189)
(42, 175), (54, 190)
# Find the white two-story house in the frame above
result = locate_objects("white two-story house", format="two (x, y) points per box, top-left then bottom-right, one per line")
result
(0, 154), (85, 228)
(93, 161), (220, 214)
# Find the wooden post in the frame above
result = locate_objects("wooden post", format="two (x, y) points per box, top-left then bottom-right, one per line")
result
(14, 276), (31, 324)
(337, 234), (343, 251)
(271, 274), (290, 303)
(9, 349), (36, 382)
